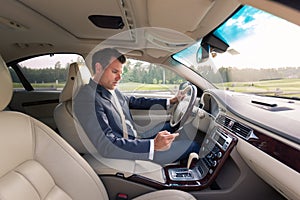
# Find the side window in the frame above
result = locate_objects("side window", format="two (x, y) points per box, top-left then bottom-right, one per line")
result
(119, 59), (186, 97)
(10, 54), (85, 90)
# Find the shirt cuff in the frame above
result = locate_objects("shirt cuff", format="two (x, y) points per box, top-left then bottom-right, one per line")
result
(166, 98), (171, 109)
(148, 139), (154, 160)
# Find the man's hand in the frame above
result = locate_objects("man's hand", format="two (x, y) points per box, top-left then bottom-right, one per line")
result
(170, 90), (185, 104)
(154, 131), (179, 151)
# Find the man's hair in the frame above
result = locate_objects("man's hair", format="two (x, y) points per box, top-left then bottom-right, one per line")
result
(91, 48), (126, 73)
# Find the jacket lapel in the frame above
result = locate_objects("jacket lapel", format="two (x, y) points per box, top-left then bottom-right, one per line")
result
(94, 83), (119, 113)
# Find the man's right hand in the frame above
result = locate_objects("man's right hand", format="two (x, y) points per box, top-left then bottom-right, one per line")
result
(154, 131), (179, 151)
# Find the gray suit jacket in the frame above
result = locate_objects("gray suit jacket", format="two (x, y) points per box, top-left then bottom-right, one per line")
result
(74, 79), (167, 160)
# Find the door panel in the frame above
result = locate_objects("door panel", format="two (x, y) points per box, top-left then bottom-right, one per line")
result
(9, 90), (60, 130)
(8, 54), (84, 130)
(131, 109), (171, 133)
(128, 93), (172, 134)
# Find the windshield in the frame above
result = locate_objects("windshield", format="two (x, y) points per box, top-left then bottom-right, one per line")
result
(173, 5), (300, 99)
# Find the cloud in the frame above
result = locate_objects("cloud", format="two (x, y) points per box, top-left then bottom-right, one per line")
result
(212, 5), (300, 69)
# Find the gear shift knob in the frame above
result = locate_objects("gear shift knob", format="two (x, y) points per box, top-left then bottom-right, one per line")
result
(187, 152), (199, 169)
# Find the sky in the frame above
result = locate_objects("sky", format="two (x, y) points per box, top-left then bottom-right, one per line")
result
(20, 54), (82, 69)
(212, 6), (300, 69)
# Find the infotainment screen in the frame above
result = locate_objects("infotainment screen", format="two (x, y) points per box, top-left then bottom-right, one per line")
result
(212, 128), (232, 151)
(214, 133), (225, 146)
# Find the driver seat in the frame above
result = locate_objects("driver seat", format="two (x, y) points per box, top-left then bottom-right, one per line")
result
(0, 55), (197, 199)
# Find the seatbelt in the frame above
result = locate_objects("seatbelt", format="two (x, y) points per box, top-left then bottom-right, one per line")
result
(111, 91), (129, 139)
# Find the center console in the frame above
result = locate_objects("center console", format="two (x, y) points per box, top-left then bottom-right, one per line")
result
(128, 123), (237, 191)
(168, 126), (235, 184)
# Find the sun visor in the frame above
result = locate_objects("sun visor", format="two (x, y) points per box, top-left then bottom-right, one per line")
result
(147, 0), (215, 32)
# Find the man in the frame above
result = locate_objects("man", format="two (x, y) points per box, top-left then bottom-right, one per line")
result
(74, 48), (199, 164)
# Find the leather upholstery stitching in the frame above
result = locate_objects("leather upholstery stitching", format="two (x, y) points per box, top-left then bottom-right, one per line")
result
(14, 169), (42, 199)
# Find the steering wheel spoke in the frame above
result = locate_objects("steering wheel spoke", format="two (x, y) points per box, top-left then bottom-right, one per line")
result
(170, 84), (197, 129)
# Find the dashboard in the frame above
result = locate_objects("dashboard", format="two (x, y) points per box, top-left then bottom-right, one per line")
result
(197, 89), (299, 171)
(190, 89), (300, 199)
(202, 89), (300, 144)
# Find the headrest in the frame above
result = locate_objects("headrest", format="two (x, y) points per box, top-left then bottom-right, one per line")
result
(0, 55), (13, 111)
(59, 62), (92, 102)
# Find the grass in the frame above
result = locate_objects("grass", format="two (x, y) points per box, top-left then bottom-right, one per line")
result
(13, 79), (300, 98)
(13, 82), (65, 90)
(118, 82), (178, 93)
(216, 79), (300, 97)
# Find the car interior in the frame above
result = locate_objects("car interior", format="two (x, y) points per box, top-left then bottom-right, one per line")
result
(0, 0), (299, 200)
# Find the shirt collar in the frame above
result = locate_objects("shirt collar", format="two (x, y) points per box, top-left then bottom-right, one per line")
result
(88, 78), (112, 99)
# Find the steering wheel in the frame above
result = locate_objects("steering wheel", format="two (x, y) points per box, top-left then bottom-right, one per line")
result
(170, 84), (197, 129)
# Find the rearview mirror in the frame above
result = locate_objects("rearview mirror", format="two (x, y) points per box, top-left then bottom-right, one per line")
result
(196, 43), (210, 63)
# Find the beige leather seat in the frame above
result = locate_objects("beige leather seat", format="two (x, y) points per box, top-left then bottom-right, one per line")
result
(54, 62), (90, 153)
(0, 55), (196, 199)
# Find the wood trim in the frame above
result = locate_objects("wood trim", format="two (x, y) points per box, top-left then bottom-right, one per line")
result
(216, 113), (300, 173)
(248, 130), (300, 172)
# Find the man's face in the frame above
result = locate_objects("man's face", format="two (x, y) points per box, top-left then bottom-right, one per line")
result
(98, 57), (123, 90)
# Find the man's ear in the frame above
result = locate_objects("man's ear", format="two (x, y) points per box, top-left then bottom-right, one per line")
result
(94, 62), (103, 74)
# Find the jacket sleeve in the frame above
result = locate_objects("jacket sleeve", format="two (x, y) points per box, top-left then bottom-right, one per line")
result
(127, 96), (167, 110)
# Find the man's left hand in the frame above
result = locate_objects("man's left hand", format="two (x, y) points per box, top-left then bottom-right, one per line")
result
(170, 90), (185, 104)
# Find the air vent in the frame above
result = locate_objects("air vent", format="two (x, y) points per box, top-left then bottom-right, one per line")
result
(216, 115), (231, 127)
(231, 122), (252, 139)
(0, 16), (27, 31)
(216, 114), (257, 140)
(15, 43), (53, 49)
